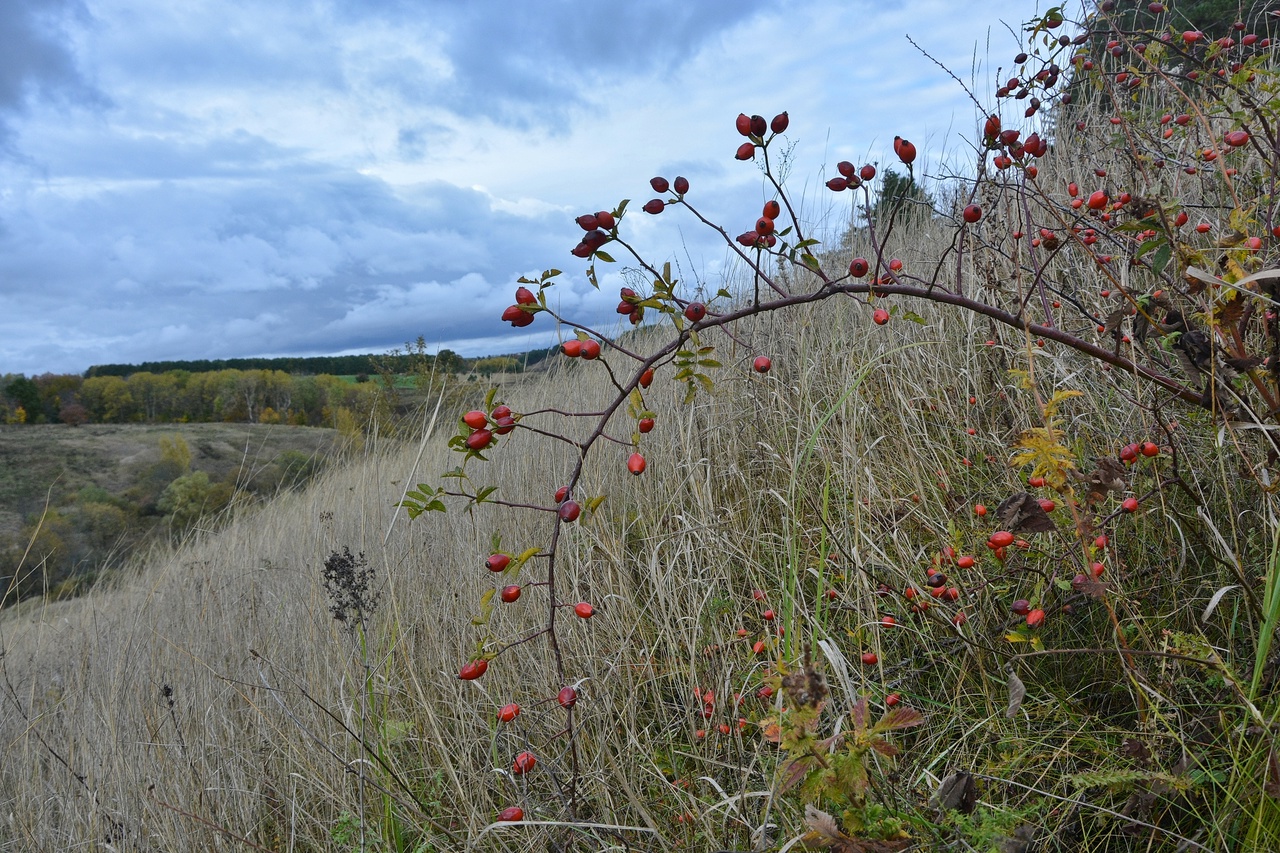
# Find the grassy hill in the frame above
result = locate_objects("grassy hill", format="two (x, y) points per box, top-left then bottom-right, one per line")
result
(0, 423), (338, 603)
(2, 5), (1279, 851)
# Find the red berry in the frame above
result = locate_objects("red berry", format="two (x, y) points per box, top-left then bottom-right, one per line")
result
(497, 806), (523, 822)
(860, 164), (877, 181)
(861, 651), (879, 665)
(1011, 599), (1031, 616)
(460, 659), (488, 680)
(684, 302), (707, 322)
(963, 204), (982, 223)
(466, 429), (493, 451)
(491, 404), (512, 419)
(576, 213), (599, 231)
(893, 136), (917, 165)
(1087, 190), (1108, 210)
(627, 452), (646, 475)
(595, 210), (616, 229)
(837, 161), (856, 178)
(514, 286), (536, 305)
(557, 686), (578, 708)
(753, 356), (772, 374)
(1028, 475), (1045, 488)
(494, 415), (515, 435)
(1026, 608), (1046, 628)
(513, 751), (537, 775)
(650, 176), (670, 193)
(642, 199), (665, 215)
(888, 258), (903, 272)
(988, 531), (1015, 549)
(762, 608), (775, 621)
(485, 553), (510, 573)
(974, 504), (988, 517)
(561, 340), (582, 357)
(498, 702), (520, 722)
(749, 115), (767, 136)
(755, 216), (775, 236)
(559, 501), (581, 522)
(554, 485), (570, 502)
(463, 409), (488, 429)
(1140, 441), (1159, 457)
(735, 113), (752, 136)
(826, 177), (848, 192)
(502, 305), (532, 326)
(574, 602), (594, 619)
(849, 258), (869, 277)
(735, 142), (756, 161)
(638, 417), (655, 433)
(884, 693), (901, 707)
(673, 176), (689, 195)
(872, 308), (890, 326)
(762, 200), (781, 219)
(770, 111), (789, 133)
(581, 340), (601, 360)
(1225, 131), (1249, 148)
(500, 585), (521, 603)
(1038, 499), (1056, 513)
(1121, 497), (1139, 513)
(639, 368), (654, 388)
(956, 555), (975, 569)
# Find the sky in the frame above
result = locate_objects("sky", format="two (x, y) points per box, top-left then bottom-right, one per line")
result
(0, 0), (1052, 377)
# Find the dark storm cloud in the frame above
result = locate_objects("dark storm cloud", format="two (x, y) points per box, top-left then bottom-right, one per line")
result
(0, 166), (591, 370)
(334, 0), (771, 125)
(0, 0), (101, 149)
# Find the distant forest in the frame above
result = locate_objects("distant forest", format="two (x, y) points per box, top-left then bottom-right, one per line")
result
(1, 344), (555, 428)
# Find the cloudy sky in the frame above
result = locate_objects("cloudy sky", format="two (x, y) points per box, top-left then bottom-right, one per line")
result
(0, 0), (1050, 376)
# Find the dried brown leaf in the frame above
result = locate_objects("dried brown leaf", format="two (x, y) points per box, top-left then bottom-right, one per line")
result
(802, 804), (846, 847)
(1005, 668), (1026, 718)
(932, 769), (978, 813)
(996, 492), (1055, 533)
(1072, 457), (1126, 505)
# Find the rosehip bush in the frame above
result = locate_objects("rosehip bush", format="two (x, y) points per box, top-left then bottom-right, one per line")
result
(393, 4), (1280, 848)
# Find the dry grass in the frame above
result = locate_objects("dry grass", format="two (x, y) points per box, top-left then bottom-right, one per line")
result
(2, 281), (1273, 850)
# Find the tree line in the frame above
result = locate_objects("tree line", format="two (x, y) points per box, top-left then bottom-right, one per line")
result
(1, 344), (555, 428)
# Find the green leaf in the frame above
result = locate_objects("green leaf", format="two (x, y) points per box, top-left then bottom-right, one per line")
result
(1135, 236), (1163, 260)
(513, 546), (542, 568)
(475, 486), (497, 503)
(1152, 244), (1172, 275)
(594, 250), (616, 263)
(902, 310), (928, 325)
(545, 268), (562, 279)
(801, 253), (820, 271)
(697, 359), (722, 368)
(587, 495), (606, 514)
(616, 199), (629, 217)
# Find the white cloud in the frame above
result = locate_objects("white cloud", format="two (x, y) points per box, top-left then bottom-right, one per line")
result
(0, 0), (1054, 375)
